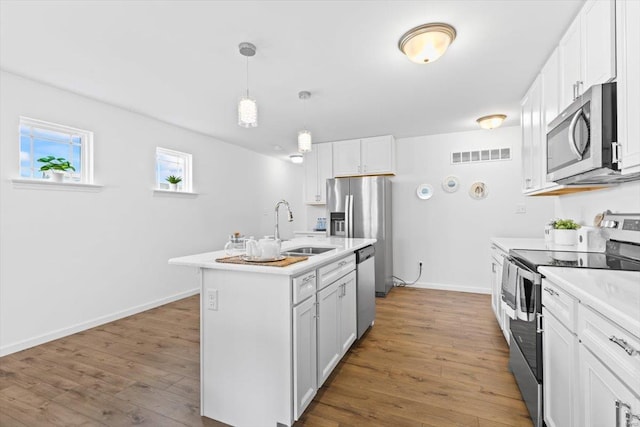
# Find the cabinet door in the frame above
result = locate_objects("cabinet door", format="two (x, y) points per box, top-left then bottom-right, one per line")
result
(338, 271), (357, 357)
(543, 308), (578, 427)
(361, 135), (395, 175)
(317, 280), (341, 387)
(316, 142), (333, 203)
(490, 255), (503, 328)
(333, 139), (361, 177)
(542, 48), (560, 128)
(559, 16), (582, 109)
(617, 0), (640, 174)
(579, 344), (640, 427)
(303, 149), (320, 204)
(293, 296), (317, 420)
(582, 0), (616, 90)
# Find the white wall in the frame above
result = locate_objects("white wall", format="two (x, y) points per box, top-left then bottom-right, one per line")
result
(554, 181), (640, 224)
(0, 71), (303, 356)
(393, 126), (554, 293)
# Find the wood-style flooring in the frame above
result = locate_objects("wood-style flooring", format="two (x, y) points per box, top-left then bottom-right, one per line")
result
(0, 288), (532, 426)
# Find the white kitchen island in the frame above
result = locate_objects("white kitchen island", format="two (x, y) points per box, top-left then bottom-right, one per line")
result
(169, 237), (376, 427)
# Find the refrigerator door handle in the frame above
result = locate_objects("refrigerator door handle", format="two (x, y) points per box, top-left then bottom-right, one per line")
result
(348, 195), (354, 238)
(344, 195), (351, 238)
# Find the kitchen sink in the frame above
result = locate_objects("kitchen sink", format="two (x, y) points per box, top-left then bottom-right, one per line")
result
(281, 246), (335, 256)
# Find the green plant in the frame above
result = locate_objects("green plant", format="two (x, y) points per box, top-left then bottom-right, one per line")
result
(37, 156), (76, 172)
(553, 219), (581, 230)
(165, 175), (182, 184)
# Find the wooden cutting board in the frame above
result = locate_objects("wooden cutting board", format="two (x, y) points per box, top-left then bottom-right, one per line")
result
(215, 255), (309, 267)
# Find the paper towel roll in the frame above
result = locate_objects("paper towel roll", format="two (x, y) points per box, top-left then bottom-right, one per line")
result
(577, 226), (606, 252)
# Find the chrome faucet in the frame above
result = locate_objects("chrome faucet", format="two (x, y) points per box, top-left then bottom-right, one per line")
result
(274, 200), (294, 241)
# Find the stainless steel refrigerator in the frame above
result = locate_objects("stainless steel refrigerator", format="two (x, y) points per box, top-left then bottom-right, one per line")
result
(326, 176), (393, 297)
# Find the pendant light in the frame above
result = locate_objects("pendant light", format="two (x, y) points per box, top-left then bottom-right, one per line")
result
(238, 42), (257, 128)
(398, 23), (456, 64)
(298, 91), (312, 153)
(477, 114), (507, 130)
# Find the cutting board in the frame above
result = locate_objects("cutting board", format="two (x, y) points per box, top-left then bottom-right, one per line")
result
(215, 255), (309, 267)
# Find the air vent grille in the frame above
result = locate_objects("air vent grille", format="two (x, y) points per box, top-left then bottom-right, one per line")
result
(451, 147), (511, 164)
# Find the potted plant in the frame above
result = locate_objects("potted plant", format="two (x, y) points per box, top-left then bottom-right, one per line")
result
(165, 175), (182, 191)
(37, 156), (76, 182)
(553, 219), (581, 246)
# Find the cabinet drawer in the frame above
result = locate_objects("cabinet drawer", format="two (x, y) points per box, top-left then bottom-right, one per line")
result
(578, 304), (640, 388)
(293, 271), (317, 305)
(542, 279), (578, 333)
(318, 254), (355, 291)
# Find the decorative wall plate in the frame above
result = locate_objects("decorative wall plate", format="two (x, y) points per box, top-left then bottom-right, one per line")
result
(469, 181), (488, 200)
(442, 175), (460, 193)
(416, 184), (434, 200)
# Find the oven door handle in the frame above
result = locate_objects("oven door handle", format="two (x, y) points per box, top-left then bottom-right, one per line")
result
(515, 264), (541, 285)
(568, 109), (586, 160)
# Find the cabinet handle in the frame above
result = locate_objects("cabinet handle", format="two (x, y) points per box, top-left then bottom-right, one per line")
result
(338, 261), (347, 267)
(314, 302), (319, 319)
(616, 400), (631, 427)
(576, 80), (583, 97)
(491, 263), (496, 273)
(302, 274), (316, 283)
(543, 287), (559, 297)
(357, 165), (361, 173)
(572, 83), (577, 100)
(609, 336), (640, 356)
(612, 142), (622, 165)
(536, 312), (544, 333)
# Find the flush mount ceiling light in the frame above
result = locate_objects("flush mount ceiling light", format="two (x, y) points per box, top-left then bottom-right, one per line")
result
(398, 23), (457, 64)
(477, 114), (507, 130)
(298, 91), (312, 153)
(289, 154), (304, 164)
(238, 42), (257, 128)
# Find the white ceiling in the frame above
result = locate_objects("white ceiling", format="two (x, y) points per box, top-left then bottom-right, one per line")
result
(0, 0), (583, 161)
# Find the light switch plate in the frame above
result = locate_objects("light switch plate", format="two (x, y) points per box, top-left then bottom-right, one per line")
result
(515, 203), (526, 214)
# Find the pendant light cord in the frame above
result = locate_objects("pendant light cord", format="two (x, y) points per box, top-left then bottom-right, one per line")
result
(246, 56), (250, 98)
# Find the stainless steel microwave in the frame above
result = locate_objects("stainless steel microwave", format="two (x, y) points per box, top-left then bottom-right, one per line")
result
(546, 82), (621, 184)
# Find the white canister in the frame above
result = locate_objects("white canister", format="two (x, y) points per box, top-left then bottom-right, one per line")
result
(258, 237), (281, 259)
(554, 229), (578, 246)
(577, 226), (607, 252)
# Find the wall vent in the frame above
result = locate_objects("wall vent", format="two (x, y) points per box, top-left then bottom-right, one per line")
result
(451, 147), (511, 164)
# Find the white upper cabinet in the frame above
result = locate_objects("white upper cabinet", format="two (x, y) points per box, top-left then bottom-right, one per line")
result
(542, 48), (561, 128)
(616, 0), (640, 174)
(304, 143), (333, 205)
(559, 0), (616, 111)
(332, 135), (396, 177)
(522, 75), (550, 193)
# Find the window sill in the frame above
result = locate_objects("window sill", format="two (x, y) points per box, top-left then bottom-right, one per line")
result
(153, 189), (199, 197)
(11, 178), (103, 192)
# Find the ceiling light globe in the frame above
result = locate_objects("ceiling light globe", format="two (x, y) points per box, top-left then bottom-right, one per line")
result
(289, 154), (304, 164)
(399, 23), (456, 64)
(238, 97), (258, 128)
(298, 130), (312, 153)
(476, 114), (507, 130)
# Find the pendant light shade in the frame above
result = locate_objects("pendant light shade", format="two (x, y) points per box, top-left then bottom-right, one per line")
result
(297, 91), (312, 153)
(477, 114), (507, 130)
(398, 23), (456, 64)
(298, 130), (312, 153)
(238, 42), (258, 128)
(238, 96), (257, 128)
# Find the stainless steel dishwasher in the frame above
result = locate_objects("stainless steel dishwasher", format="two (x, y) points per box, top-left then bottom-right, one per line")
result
(356, 245), (375, 339)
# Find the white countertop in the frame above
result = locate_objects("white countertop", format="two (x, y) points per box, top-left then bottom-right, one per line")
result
(539, 267), (640, 338)
(169, 237), (376, 276)
(491, 237), (584, 253)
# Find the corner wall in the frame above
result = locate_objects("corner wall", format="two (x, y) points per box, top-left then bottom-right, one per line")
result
(0, 71), (303, 356)
(393, 126), (554, 293)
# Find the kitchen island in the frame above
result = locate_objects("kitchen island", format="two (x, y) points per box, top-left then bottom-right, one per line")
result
(169, 237), (376, 427)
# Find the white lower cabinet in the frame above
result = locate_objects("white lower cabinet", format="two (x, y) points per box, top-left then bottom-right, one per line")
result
(338, 271), (357, 356)
(489, 243), (509, 343)
(293, 295), (317, 420)
(543, 307), (578, 427)
(579, 344), (640, 427)
(317, 279), (341, 387)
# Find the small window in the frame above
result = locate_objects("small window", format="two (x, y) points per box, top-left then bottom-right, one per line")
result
(156, 147), (192, 192)
(19, 117), (93, 183)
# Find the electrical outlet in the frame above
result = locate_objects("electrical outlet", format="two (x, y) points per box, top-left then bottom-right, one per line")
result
(207, 289), (218, 311)
(515, 203), (526, 214)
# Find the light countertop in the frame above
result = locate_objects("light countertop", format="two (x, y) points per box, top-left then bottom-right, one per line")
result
(491, 237), (585, 253)
(169, 237), (376, 276)
(539, 267), (640, 338)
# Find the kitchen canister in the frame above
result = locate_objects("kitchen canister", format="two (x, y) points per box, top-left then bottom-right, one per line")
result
(577, 226), (607, 252)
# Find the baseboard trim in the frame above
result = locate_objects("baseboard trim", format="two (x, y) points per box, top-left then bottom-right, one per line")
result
(399, 281), (491, 295)
(0, 288), (200, 357)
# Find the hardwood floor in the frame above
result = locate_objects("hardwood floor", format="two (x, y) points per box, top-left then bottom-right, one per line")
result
(0, 288), (532, 426)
